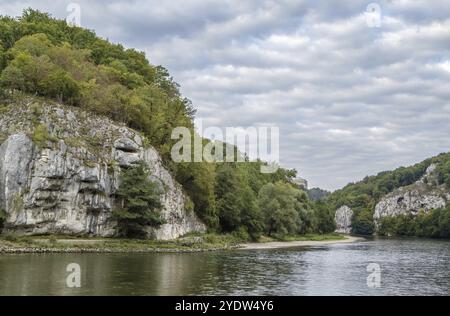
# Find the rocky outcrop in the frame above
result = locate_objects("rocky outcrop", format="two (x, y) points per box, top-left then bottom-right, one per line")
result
(373, 187), (447, 225)
(334, 205), (353, 234)
(0, 99), (206, 240)
(332, 163), (450, 234)
(373, 164), (449, 227)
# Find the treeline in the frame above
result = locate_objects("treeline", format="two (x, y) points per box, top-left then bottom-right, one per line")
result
(325, 152), (450, 237)
(307, 188), (331, 201)
(0, 10), (336, 239)
(378, 206), (450, 238)
(213, 163), (335, 239)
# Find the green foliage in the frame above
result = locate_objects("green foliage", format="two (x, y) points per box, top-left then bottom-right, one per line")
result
(378, 206), (450, 238)
(113, 162), (163, 238)
(0, 208), (7, 230)
(3, 233), (18, 242)
(48, 235), (58, 245)
(10, 33), (52, 56)
(258, 182), (303, 237)
(0, 44), (6, 71)
(38, 68), (80, 103)
(436, 160), (450, 188)
(307, 187), (331, 201)
(216, 165), (244, 232)
(0, 63), (25, 90)
(352, 209), (375, 235)
(215, 164), (263, 238)
(31, 123), (55, 148)
(175, 162), (218, 229)
(313, 201), (336, 234)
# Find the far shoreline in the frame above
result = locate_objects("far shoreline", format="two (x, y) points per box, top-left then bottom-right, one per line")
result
(0, 234), (364, 254)
(238, 235), (365, 250)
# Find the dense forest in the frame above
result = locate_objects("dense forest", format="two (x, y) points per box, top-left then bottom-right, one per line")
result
(325, 152), (450, 237)
(0, 10), (336, 240)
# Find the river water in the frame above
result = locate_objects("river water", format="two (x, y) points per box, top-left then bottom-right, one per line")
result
(0, 238), (449, 296)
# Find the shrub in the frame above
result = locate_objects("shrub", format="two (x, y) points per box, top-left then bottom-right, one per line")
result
(48, 235), (58, 245)
(352, 209), (375, 235)
(32, 124), (56, 148)
(3, 233), (18, 242)
(0, 208), (7, 231)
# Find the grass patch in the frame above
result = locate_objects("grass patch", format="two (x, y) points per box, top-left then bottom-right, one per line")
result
(0, 132), (7, 145)
(64, 136), (83, 148)
(32, 124), (57, 149)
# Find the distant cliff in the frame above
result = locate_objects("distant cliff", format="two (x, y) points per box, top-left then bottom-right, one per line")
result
(331, 156), (450, 237)
(0, 98), (206, 240)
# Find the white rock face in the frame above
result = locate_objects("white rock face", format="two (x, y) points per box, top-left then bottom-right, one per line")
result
(417, 163), (438, 185)
(334, 205), (353, 234)
(0, 101), (206, 240)
(373, 163), (448, 228)
(373, 187), (447, 226)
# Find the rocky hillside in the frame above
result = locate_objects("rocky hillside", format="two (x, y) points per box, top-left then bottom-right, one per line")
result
(372, 164), (449, 226)
(0, 97), (206, 240)
(332, 156), (450, 236)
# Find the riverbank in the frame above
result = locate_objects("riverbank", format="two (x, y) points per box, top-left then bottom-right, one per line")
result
(240, 235), (364, 250)
(0, 233), (355, 254)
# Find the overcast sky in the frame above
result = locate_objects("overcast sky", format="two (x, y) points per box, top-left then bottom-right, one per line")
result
(1, 0), (450, 190)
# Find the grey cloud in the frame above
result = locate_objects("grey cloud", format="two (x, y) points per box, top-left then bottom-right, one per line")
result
(0, 0), (449, 190)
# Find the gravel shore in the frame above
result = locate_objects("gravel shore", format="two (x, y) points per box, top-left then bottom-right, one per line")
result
(238, 235), (364, 250)
(0, 236), (360, 254)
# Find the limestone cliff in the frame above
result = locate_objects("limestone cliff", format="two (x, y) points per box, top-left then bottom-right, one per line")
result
(333, 163), (450, 233)
(334, 205), (353, 234)
(0, 98), (206, 240)
(373, 164), (449, 227)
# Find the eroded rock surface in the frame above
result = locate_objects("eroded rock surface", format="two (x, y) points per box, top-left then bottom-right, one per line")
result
(374, 187), (447, 225)
(0, 99), (205, 240)
(334, 205), (353, 234)
(373, 164), (449, 227)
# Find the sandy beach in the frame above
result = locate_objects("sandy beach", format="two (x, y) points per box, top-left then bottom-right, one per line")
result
(239, 235), (365, 250)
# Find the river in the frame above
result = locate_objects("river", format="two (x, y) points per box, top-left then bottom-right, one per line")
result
(0, 238), (449, 295)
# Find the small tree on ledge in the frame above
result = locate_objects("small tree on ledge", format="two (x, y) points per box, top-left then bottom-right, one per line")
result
(113, 162), (163, 238)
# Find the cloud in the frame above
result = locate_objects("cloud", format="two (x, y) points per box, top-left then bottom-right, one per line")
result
(1, 0), (449, 190)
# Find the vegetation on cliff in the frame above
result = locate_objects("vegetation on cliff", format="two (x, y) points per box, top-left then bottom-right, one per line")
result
(113, 163), (163, 238)
(0, 209), (6, 230)
(326, 152), (450, 237)
(377, 206), (450, 238)
(0, 10), (336, 240)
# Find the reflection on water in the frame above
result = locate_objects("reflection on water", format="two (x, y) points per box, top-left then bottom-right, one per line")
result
(0, 238), (449, 295)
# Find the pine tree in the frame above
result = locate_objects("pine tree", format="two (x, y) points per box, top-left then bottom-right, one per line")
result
(113, 162), (163, 238)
